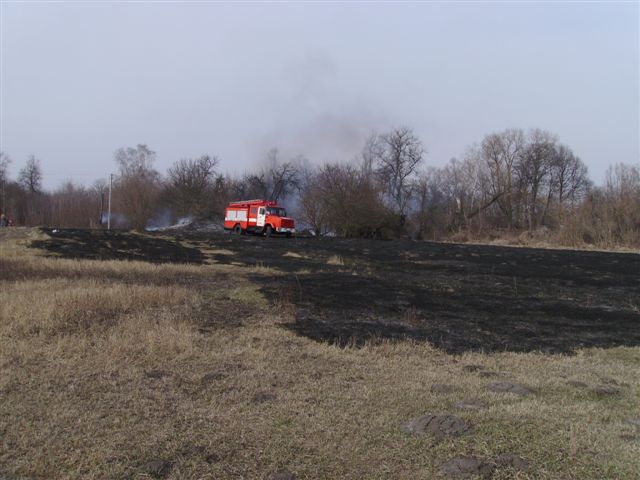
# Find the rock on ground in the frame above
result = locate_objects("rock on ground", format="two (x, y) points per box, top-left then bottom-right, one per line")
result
(431, 384), (459, 393)
(567, 380), (588, 388)
(440, 456), (494, 479)
(400, 413), (472, 441)
(462, 364), (484, 372)
(594, 384), (621, 396)
(487, 381), (532, 396)
(253, 391), (277, 403)
(495, 452), (529, 471)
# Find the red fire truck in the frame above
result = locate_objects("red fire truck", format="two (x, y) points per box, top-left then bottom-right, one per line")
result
(224, 199), (295, 237)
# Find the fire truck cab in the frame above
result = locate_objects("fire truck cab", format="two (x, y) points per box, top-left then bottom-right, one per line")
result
(224, 199), (295, 237)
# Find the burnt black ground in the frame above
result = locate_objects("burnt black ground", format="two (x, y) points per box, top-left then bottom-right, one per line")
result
(32, 229), (640, 354)
(32, 228), (205, 264)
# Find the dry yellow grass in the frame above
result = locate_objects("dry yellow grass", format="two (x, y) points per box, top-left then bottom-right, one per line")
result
(283, 251), (306, 259)
(326, 254), (345, 266)
(1, 230), (638, 479)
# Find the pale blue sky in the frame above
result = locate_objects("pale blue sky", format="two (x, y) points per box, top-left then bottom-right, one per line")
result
(1, 2), (638, 188)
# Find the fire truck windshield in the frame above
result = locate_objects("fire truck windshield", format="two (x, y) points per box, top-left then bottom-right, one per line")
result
(267, 207), (286, 217)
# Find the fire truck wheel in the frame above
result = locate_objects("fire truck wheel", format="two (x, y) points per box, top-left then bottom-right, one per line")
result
(233, 224), (242, 235)
(264, 225), (273, 237)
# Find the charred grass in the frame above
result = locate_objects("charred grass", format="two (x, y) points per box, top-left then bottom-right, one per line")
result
(0, 228), (639, 479)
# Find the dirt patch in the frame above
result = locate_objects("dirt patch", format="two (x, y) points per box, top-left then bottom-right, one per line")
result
(487, 381), (532, 396)
(200, 371), (227, 384)
(599, 376), (621, 385)
(400, 413), (472, 441)
(177, 444), (206, 458)
(140, 458), (173, 478)
(495, 452), (529, 471)
(440, 456), (494, 479)
(567, 380), (588, 388)
(253, 391), (277, 403)
(462, 364), (484, 372)
(594, 384), (621, 396)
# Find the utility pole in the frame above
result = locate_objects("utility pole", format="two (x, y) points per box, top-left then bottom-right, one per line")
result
(107, 173), (113, 230)
(99, 191), (104, 227)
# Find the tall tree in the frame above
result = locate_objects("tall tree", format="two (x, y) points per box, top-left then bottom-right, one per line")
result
(18, 155), (42, 194)
(113, 144), (161, 231)
(239, 148), (302, 202)
(370, 127), (424, 215)
(301, 163), (393, 238)
(261, 148), (302, 201)
(0, 151), (10, 184)
(517, 129), (557, 229)
(0, 151), (11, 215)
(542, 144), (589, 225)
(480, 128), (525, 228)
(166, 155), (219, 218)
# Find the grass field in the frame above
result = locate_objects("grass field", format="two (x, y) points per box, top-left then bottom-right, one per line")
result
(1, 228), (639, 479)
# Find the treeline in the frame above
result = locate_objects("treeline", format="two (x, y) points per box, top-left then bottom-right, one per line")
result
(1, 126), (638, 248)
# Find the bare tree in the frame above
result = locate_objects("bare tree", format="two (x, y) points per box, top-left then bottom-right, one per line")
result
(238, 148), (302, 202)
(480, 128), (525, 228)
(304, 163), (394, 238)
(14, 155), (45, 225)
(18, 155), (43, 194)
(600, 163), (640, 245)
(113, 144), (161, 231)
(166, 155), (219, 218)
(516, 129), (558, 230)
(299, 180), (330, 236)
(361, 131), (383, 178)
(541, 144), (590, 225)
(261, 148), (302, 201)
(0, 151), (10, 184)
(115, 145), (156, 177)
(370, 127), (424, 215)
(413, 167), (449, 240)
(437, 155), (494, 233)
(49, 182), (101, 228)
(0, 151), (11, 215)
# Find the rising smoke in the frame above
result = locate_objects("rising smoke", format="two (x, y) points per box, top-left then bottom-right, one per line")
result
(252, 49), (391, 166)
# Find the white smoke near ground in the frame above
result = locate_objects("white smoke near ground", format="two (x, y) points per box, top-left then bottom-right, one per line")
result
(146, 215), (194, 232)
(101, 212), (129, 229)
(145, 209), (174, 232)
